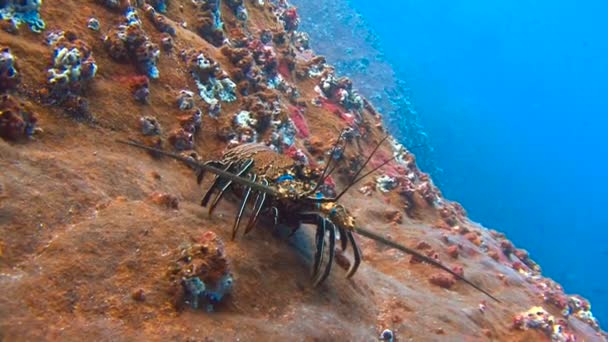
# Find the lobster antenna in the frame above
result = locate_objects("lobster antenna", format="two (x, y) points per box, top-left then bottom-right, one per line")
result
(116, 139), (278, 196)
(353, 155), (398, 184)
(333, 135), (390, 200)
(355, 226), (501, 303)
(310, 128), (347, 194)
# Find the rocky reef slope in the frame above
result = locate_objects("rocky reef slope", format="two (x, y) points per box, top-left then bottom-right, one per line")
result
(0, 1), (605, 341)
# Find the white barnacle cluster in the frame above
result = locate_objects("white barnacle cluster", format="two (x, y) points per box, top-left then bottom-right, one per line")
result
(46, 31), (97, 90)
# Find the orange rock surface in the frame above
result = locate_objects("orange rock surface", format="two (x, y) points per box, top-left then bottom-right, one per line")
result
(0, 1), (605, 341)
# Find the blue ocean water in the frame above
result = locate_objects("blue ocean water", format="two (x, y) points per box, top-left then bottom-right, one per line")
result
(295, 0), (608, 323)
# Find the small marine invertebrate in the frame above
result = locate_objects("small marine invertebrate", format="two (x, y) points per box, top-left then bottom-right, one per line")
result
(260, 29), (272, 44)
(220, 45), (254, 74)
(232, 110), (258, 143)
(0, 94), (39, 141)
(0, 47), (20, 92)
(0, 0), (45, 33)
(168, 231), (233, 311)
(46, 31), (97, 88)
(103, 7), (160, 79)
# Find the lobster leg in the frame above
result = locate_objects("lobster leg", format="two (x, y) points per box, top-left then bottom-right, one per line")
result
(232, 174), (257, 240)
(310, 215), (326, 281)
(201, 161), (234, 207)
(345, 230), (362, 278)
(243, 179), (268, 236)
(338, 227), (349, 251)
(270, 206), (279, 227)
(314, 219), (336, 287)
(208, 159), (254, 215)
(196, 161), (223, 185)
(243, 192), (261, 234)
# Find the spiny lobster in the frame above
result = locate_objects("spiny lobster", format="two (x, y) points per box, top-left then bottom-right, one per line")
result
(118, 136), (500, 303)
